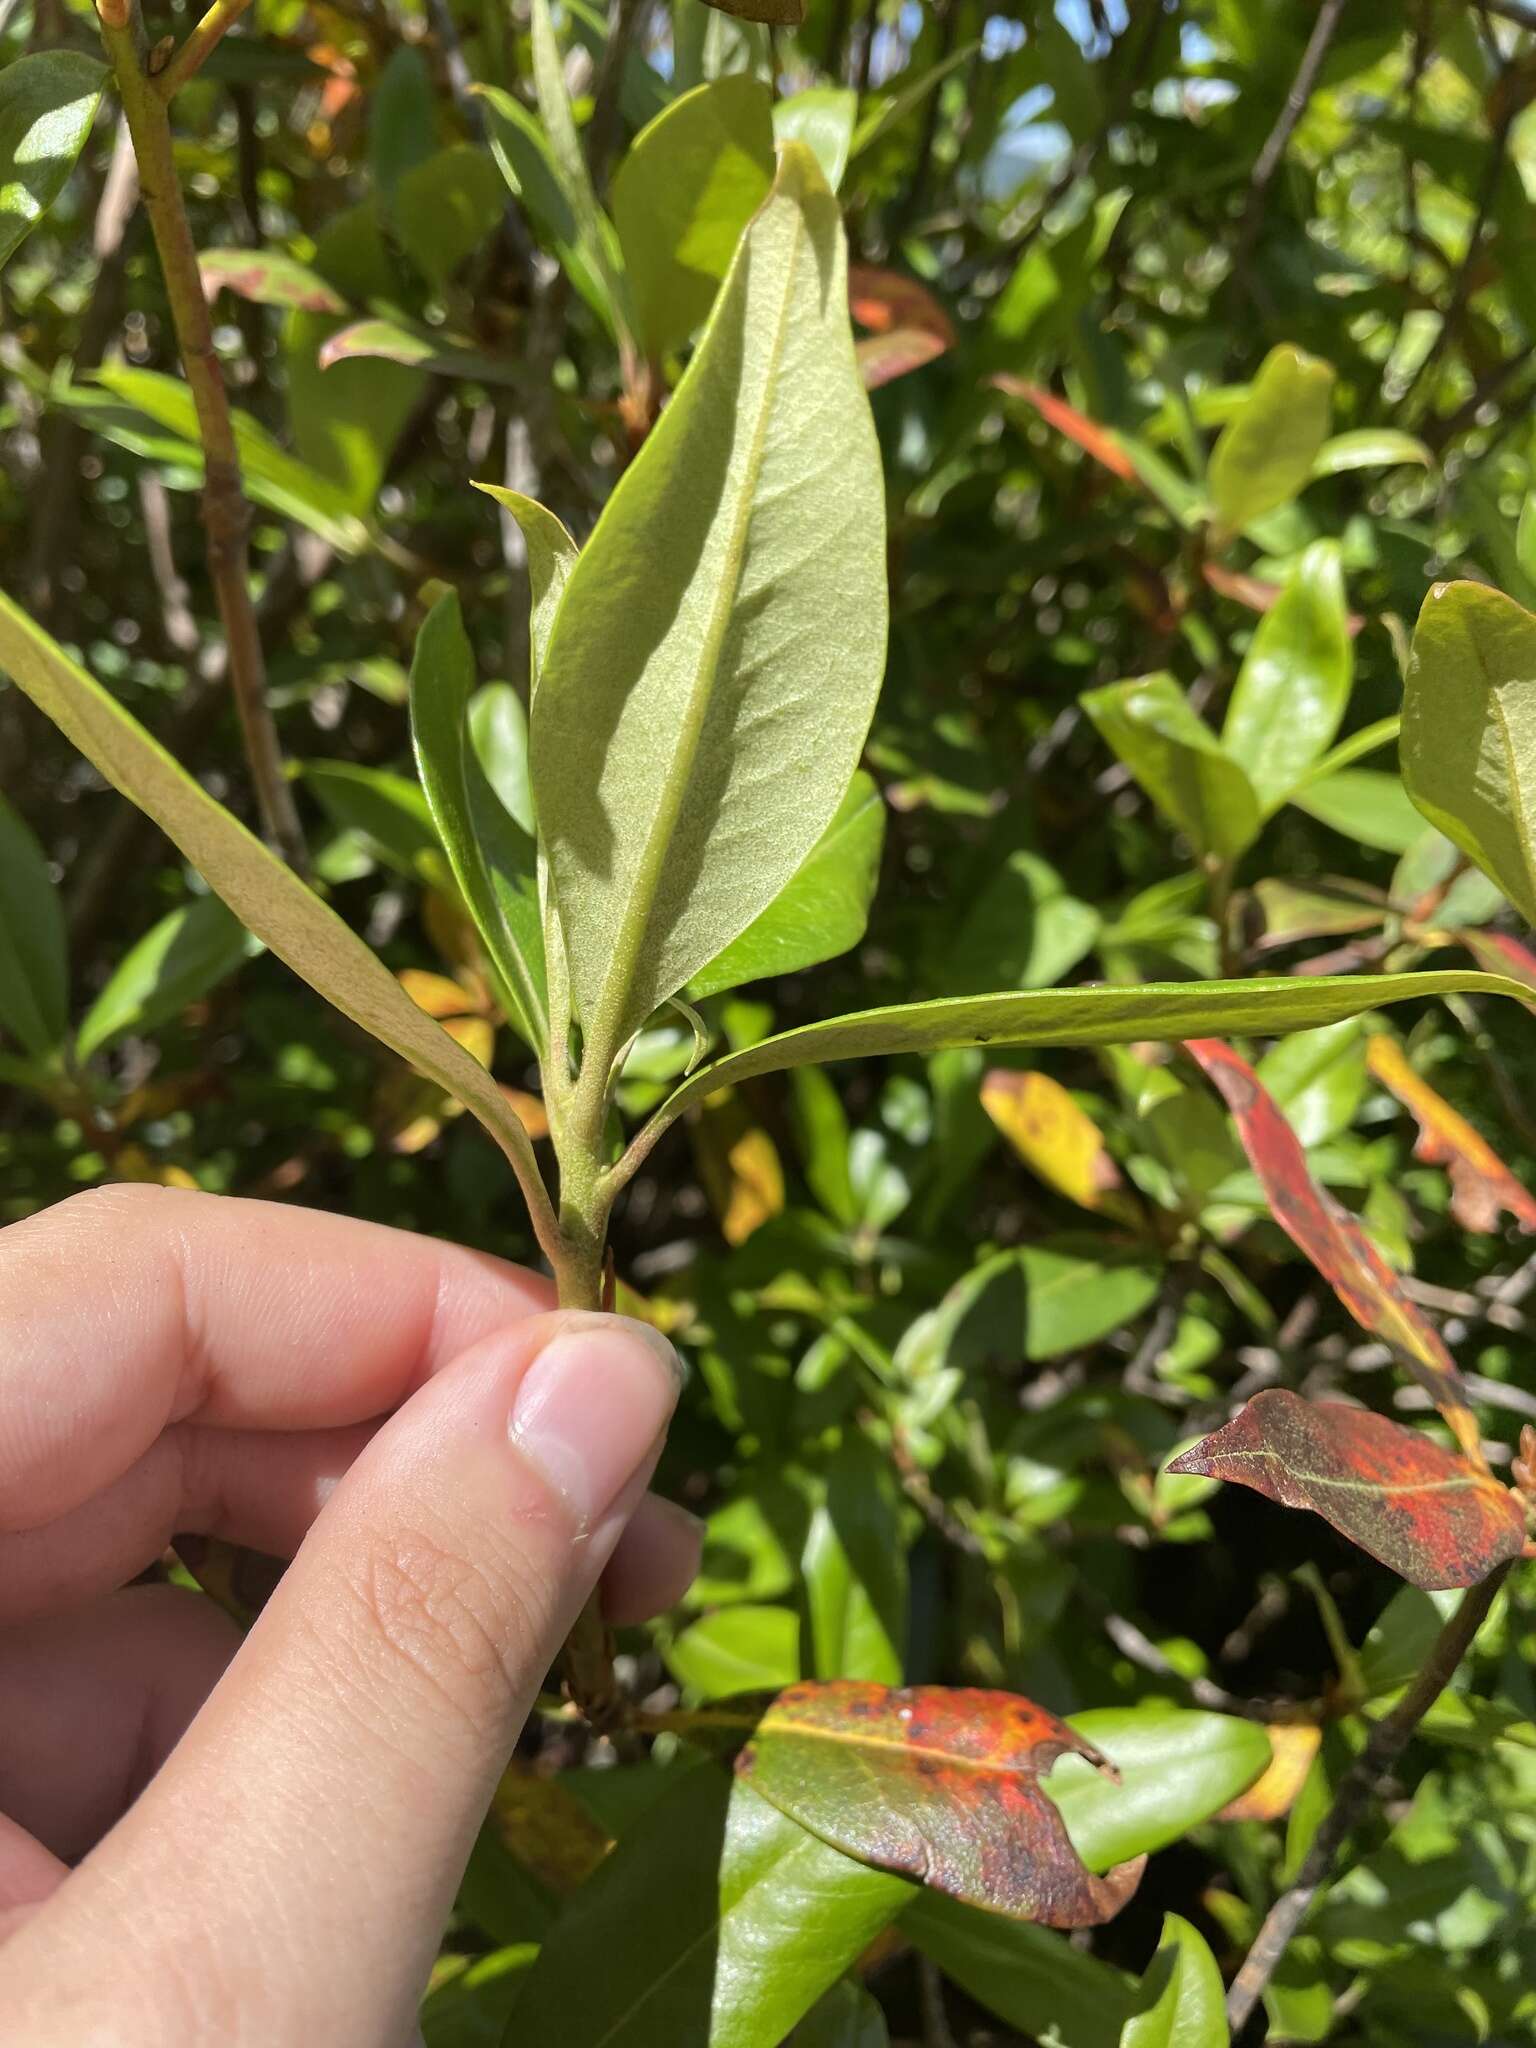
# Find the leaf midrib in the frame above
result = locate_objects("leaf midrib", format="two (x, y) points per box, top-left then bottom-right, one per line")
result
(1213, 1445), (1492, 1501)
(586, 200), (805, 1064)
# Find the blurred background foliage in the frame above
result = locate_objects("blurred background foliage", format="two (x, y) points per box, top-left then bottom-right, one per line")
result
(7, 0), (1536, 2041)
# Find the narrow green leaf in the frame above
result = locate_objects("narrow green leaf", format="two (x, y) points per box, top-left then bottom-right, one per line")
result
(611, 77), (774, 358)
(392, 143), (504, 292)
(1297, 714), (1401, 786)
(1290, 768), (1424, 853)
(468, 684), (535, 837)
(1222, 541), (1352, 813)
(470, 486), (579, 687)
(1402, 579), (1536, 925)
(475, 83), (618, 330)
(409, 594), (547, 1052)
(528, 0), (634, 342)
(687, 772), (886, 1001)
(1120, 1914), (1229, 2048)
(1311, 427), (1431, 477)
(300, 760), (442, 879)
(1082, 674), (1262, 862)
(0, 591), (556, 1250)
(531, 142), (886, 1061)
(802, 1439), (907, 1685)
(1207, 345), (1334, 536)
(0, 52), (106, 271)
(76, 896), (257, 1063)
(650, 970), (1533, 1128)
(506, 1765), (910, 2048)
(0, 792), (68, 1058)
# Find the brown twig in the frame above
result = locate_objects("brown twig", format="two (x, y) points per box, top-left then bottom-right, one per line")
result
(1230, 0), (1349, 307)
(1225, 1561), (1515, 2033)
(95, 0), (308, 872)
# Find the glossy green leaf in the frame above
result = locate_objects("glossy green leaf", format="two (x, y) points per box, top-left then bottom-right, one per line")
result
(87, 367), (370, 554)
(687, 773), (885, 1001)
(531, 142), (886, 1062)
(1254, 1016), (1367, 1149)
(905, 1892), (1135, 2048)
(470, 487), (579, 688)
(1083, 675), (1261, 862)
(410, 593), (547, 1052)
(1207, 345), (1334, 535)
(300, 761), (442, 880)
(1222, 541), (1352, 813)
(468, 685), (535, 838)
(0, 52), (105, 271)
(612, 77), (774, 358)
(1402, 580), (1536, 925)
(1290, 768), (1425, 853)
(1047, 1705), (1271, 1871)
(666, 1604), (802, 1698)
(0, 792), (67, 1058)
(939, 849), (1100, 996)
(1311, 428), (1431, 477)
(802, 1438), (906, 1684)
(76, 896), (257, 1063)
(506, 1764), (910, 2048)
(0, 592), (553, 1246)
(1121, 1914), (1228, 2048)
(774, 88), (858, 192)
(651, 970), (1532, 1131)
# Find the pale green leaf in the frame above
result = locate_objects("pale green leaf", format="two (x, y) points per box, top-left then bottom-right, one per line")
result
(528, 0), (634, 342)
(0, 52), (105, 271)
(612, 76), (774, 359)
(410, 594), (547, 1052)
(0, 591), (555, 1251)
(0, 791), (68, 1058)
(1402, 579), (1536, 925)
(1290, 767), (1424, 853)
(687, 772), (885, 1001)
(1222, 540), (1352, 812)
(1120, 1914), (1228, 2048)
(1083, 674), (1261, 862)
(300, 760), (442, 879)
(475, 83), (618, 330)
(1311, 428), (1431, 478)
(1207, 345), (1334, 536)
(468, 684), (535, 837)
(802, 1439), (906, 1685)
(531, 142), (886, 1061)
(76, 895), (258, 1063)
(665, 1604), (802, 1698)
(774, 87), (858, 193)
(470, 486), (579, 688)
(648, 970), (1533, 1131)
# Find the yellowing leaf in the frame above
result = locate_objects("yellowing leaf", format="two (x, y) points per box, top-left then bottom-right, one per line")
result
(693, 1088), (786, 1245)
(1217, 1721), (1321, 1823)
(1367, 1035), (1536, 1234)
(980, 1069), (1131, 1215)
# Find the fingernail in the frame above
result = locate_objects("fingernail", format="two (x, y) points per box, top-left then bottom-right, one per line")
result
(508, 1313), (682, 1528)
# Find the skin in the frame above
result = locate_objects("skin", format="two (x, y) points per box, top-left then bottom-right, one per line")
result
(0, 1184), (699, 2046)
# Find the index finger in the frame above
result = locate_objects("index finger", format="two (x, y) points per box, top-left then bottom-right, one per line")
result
(0, 1185), (553, 1531)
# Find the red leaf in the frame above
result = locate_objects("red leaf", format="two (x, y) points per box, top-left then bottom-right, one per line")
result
(1168, 1390), (1525, 1589)
(991, 376), (1138, 482)
(1458, 927), (1536, 996)
(848, 267), (955, 390)
(732, 1682), (1143, 1927)
(1367, 1035), (1536, 1234)
(1185, 1038), (1483, 1461)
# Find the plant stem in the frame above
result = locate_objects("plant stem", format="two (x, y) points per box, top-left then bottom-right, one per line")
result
(153, 0), (254, 100)
(1225, 1560), (1514, 2033)
(96, 0), (308, 874)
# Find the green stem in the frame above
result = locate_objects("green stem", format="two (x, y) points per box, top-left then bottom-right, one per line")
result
(153, 0), (255, 99)
(96, 0), (308, 874)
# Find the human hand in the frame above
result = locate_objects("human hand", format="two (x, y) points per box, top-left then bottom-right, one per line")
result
(0, 1186), (696, 2045)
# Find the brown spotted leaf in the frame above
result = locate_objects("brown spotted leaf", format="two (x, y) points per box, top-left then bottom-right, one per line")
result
(1367, 1035), (1536, 1234)
(199, 248), (347, 315)
(733, 1681), (1143, 1928)
(1185, 1038), (1483, 1462)
(981, 1068), (1138, 1219)
(1168, 1390), (1525, 1590)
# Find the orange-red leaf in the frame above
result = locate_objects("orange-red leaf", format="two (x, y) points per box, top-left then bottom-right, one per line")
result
(1168, 1390), (1525, 1589)
(980, 1068), (1134, 1216)
(1458, 927), (1536, 996)
(1217, 1720), (1321, 1823)
(1185, 1038), (1482, 1461)
(849, 266), (955, 390)
(733, 1681), (1143, 1928)
(1367, 1036), (1536, 1234)
(991, 376), (1138, 482)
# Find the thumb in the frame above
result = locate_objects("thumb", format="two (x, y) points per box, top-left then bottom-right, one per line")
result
(2, 1311), (681, 2048)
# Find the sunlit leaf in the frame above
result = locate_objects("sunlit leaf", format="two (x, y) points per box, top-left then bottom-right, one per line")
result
(1084, 674), (1261, 863)
(317, 317), (523, 387)
(981, 1069), (1131, 1215)
(531, 144), (885, 1061)
(692, 1088), (786, 1245)
(774, 87), (858, 192)
(1366, 1034), (1536, 1234)
(76, 896), (257, 1062)
(1168, 1390), (1525, 1590)
(992, 376), (1137, 481)
(1184, 1038), (1480, 1453)
(471, 487), (579, 691)
(1222, 541), (1352, 813)
(0, 52), (105, 271)
(1207, 344), (1334, 536)
(1121, 1914), (1228, 2048)
(1218, 1721), (1321, 1823)
(731, 1683), (1144, 1927)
